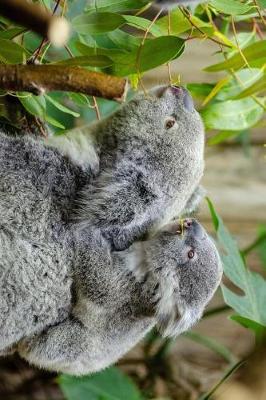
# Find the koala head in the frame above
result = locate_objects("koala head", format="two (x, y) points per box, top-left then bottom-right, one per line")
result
(142, 219), (222, 337)
(102, 85), (204, 157)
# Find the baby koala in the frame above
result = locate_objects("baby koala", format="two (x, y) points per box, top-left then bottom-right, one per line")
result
(17, 219), (222, 375)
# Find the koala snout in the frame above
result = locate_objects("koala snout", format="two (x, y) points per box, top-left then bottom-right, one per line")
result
(170, 86), (194, 112)
(185, 219), (206, 240)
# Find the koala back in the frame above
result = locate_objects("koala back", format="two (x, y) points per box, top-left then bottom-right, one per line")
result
(0, 132), (89, 350)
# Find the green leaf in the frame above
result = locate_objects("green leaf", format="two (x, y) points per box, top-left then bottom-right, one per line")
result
(123, 15), (162, 37)
(114, 36), (185, 76)
(230, 315), (266, 335)
(205, 40), (266, 72)
(183, 331), (237, 364)
(233, 72), (266, 99)
(215, 68), (264, 101)
(72, 12), (125, 34)
(86, 0), (148, 13)
(59, 367), (143, 400)
(45, 95), (80, 117)
(75, 41), (127, 58)
(45, 115), (65, 129)
(54, 55), (114, 67)
(19, 94), (46, 119)
(68, 93), (90, 106)
(186, 83), (215, 99)
(108, 29), (141, 51)
(207, 199), (266, 328)
(0, 27), (26, 39)
(199, 360), (244, 400)
(257, 225), (266, 270)
(201, 98), (265, 131)
(210, 0), (253, 15)
(207, 130), (242, 145)
(156, 8), (211, 36)
(0, 38), (26, 64)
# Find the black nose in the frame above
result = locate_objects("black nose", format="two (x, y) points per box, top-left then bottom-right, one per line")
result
(170, 86), (194, 112)
(184, 219), (206, 240)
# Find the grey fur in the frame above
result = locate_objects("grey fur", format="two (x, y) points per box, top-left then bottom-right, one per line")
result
(56, 85), (205, 250)
(0, 85), (221, 374)
(17, 220), (222, 375)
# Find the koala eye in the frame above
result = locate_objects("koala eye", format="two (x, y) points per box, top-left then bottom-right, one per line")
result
(165, 118), (176, 129)
(188, 249), (195, 259)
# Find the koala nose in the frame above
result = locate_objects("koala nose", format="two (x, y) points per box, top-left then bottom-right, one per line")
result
(184, 219), (206, 240)
(170, 86), (194, 112)
(170, 85), (183, 97)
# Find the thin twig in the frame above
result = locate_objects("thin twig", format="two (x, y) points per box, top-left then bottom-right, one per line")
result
(231, 16), (250, 69)
(180, 6), (231, 49)
(167, 10), (173, 85)
(253, 18), (264, 39)
(136, 8), (162, 95)
(31, 0), (62, 63)
(253, 0), (266, 27)
(242, 232), (266, 256)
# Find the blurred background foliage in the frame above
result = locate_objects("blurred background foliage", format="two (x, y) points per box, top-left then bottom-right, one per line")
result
(0, 0), (266, 399)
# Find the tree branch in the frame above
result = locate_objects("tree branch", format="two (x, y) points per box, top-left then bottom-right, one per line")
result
(0, 65), (128, 101)
(0, 0), (70, 47)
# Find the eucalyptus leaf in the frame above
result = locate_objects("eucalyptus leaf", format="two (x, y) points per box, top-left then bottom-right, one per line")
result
(75, 41), (127, 58)
(19, 94), (46, 119)
(201, 98), (265, 131)
(108, 29), (141, 51)
(59, 367), (143, 400)
(54, 55), (114, 67)
(114, 36), (185, 76)
(233, 72), (266, 99)
(86, 0), (147, 12)
(215, 68), (264, 101)
(0, 38), (26, 64)
(156, 8), (211, 36)
(207, 130), (242, 145)
(0, 27), (26, 40)
(205, 40), (266, 72)
(73, 12), (125, 34)
(123, 15), (162, 37)
(45, 95), (80, 117)
(210, 0), (253, 15)
(207, 199), (266, 328)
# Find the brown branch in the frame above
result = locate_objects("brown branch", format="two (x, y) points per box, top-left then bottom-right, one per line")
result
(0, 0), (70, 47)
(0, 65), (128, 101)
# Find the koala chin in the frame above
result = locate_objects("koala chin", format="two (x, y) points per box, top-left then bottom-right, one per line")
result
(17, 219), (222, 375)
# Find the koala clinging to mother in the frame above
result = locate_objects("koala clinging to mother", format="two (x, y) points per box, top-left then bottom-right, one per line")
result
(0, 84), (222, 373)
(49, 85), (206, 250)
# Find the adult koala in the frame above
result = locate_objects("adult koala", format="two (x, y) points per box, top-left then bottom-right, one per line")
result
(0, 85), (215, 372)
